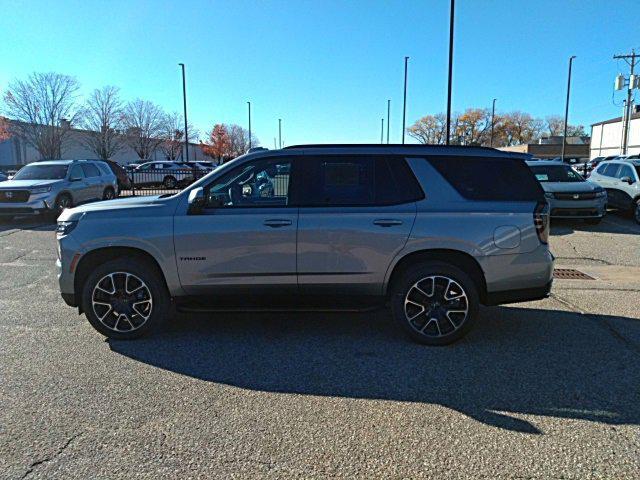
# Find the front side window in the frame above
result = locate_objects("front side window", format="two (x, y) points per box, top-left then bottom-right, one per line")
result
(69, 165), (84, 180)
(616, 165), (634, 180)
(81, 163), (100, 178)
(13, 164), (68, 180)
(205, 157), (291, 208)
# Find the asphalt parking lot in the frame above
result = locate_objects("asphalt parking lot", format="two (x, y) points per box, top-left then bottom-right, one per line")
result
(1, 213), (639, 479)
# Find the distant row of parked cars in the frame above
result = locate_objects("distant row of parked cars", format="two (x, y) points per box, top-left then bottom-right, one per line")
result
(526, 155), (640, 224)
(0, 159), (217, 220)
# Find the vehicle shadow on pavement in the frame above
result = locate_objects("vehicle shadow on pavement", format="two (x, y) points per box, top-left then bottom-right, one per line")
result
(0, 217), (55, 233)
(550, 214), (639, 236)
(109, 305), (640, 435)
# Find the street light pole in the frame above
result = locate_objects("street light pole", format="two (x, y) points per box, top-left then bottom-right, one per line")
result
(386, 99), (391, 144)
(178, 63), (189, 162)
(402, 57), (409, 144)
(561, 55), (576, 162)
(247, 101), (252, 150)
(490, 98), (497, 147)
(381, 118), (384, 144)
(278, 119), (282, 149)
(445, 0), (455, 145)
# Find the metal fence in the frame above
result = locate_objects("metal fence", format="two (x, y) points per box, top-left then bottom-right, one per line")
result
(122, 168), (211, 197)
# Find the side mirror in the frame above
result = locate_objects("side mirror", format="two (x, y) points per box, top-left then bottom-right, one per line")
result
(620, 176), (634, 184)
(187, 187), (205, 214)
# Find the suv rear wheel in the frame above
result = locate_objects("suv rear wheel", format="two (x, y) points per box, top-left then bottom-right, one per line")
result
(634, 199), (640, 225)
(391, 261), (479, 345)
(81, 258), (169, 339)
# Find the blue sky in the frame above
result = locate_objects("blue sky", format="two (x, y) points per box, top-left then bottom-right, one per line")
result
(1, 0), (638, 145)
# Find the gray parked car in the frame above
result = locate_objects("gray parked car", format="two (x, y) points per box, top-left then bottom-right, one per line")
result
(56, 145), (554, 345)
(526, 160), (607, 224)
(0, 160), (118, 220)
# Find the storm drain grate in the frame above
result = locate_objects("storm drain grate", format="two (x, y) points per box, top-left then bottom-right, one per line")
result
(553, 268), (595, 280)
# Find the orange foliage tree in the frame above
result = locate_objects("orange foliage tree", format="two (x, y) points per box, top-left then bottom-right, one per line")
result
(202, 124), (231, 162)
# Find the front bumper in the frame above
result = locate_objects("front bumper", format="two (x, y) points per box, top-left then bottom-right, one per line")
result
(547, 197), (606, 219)
(0, 193), (56, 216)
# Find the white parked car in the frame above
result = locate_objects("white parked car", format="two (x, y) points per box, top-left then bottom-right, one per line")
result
(588, 159), (640, 224)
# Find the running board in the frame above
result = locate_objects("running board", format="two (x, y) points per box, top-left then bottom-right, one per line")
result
(176, 304), (385, 314)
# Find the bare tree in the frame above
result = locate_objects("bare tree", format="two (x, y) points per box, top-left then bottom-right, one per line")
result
(159, 112), (198, 161)
(226, 124), (257, 157)
(545, 115), (565, 137)
(78, 86), (125, 160)
(407, 114), (447, 144)
(2, 72), (80, 159)
(122, 99), (165, 160)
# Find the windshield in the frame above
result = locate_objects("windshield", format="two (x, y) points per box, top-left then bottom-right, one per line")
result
(13, 164), (68, 180)
(530, 165), (584, 182)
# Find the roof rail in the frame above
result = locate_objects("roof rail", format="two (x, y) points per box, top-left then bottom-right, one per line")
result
(283, 143), (501, 151)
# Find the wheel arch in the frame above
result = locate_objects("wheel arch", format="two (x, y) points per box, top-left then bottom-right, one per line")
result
(385, 249), (487, 303)
(74, 246), (170, 309)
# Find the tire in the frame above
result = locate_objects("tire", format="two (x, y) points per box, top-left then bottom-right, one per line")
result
(81, 257), (169, 340)
(391, 261), (480, 346)
(163, 176), (177, 189)
(634, 199), (640, 225)
(47, 193), (73, 221)
(102, 187), (116, 200)
(585, 217), (602, 225)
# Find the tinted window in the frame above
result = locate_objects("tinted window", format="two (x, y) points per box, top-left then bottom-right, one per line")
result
(602, 163), (620, 177)
(530, 165), (584, 182)
(205, 157), (291, 207)
(69, 165), (84, 180)
(95, 163), (111, 176)
(428, 156), (543, 201)
(299, 156), (423, 207)
(81, 163), (100, 177)
(617, 165), (634, 179)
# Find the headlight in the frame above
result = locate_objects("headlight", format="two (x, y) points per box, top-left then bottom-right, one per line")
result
(56, 220), (78, 236)
(30, 186), (52, 194)
(595, 190), (607, 198)
(544, 192), (554, 199)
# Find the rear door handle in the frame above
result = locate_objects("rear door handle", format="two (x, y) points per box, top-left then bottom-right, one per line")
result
(264, 219), (293, 228)
(373, 219), (403, 227)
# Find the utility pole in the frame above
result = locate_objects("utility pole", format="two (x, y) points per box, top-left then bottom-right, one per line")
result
(490, 98), (497, 147)
(278, 119), (282, 149)
(561, 56), (576, 162)
(247, 102), (252, 150)
(613, 49), (639, 155)
(386, 99), (391, 144)
(380, 118), (384, 143)
(445, 0), (455, 145)
(402, 57), (409, 144)
(178, 63), (190, 161)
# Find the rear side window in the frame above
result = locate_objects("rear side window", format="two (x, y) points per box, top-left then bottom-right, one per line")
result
(81, 163), (100, 177)
(617, 165), (634, 179)
(427, 155), (544, 201)
(299, 156), (423, 206)
(95, 163), (111, 176)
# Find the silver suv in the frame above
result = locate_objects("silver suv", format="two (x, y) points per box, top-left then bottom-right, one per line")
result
(56, 145), (554, 345)
(0, 160), (118, 220)
(588, 159), (640, 224)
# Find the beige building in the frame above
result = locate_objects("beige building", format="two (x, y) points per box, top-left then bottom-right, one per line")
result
(499, 136), (590, 160)
(590, 112), (640, 159)
(0, 127), (206, 168)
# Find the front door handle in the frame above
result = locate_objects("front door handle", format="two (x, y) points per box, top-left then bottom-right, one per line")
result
(264, 219), (293, 228)
(373, 219), (403, 227)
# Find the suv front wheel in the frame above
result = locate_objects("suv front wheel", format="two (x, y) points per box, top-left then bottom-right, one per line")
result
(81, 258), (169, 339)
(391, 261), (480, 345)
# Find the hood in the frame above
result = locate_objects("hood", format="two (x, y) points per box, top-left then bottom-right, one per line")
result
(58, 195), (169, 221)
(539, 180), (602, 193)
(0, 179), (63, 189)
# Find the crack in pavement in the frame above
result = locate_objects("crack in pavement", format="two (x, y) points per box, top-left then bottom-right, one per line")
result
(551, 292), (640, 356)
(20, 433), (82, 479)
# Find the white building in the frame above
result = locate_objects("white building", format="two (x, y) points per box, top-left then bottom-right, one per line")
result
(0, 127), (207, 168)
(590, 112), (640, 159)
